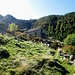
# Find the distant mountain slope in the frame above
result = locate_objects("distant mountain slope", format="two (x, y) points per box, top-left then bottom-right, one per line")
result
(0, 22), (8, 33)
(1, 14), (17, 24)
(0, 15), (3, 20)
(0, 14), (37, 33)
(0, 14), (36, 29)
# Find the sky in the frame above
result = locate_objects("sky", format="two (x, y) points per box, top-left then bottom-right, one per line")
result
(0, 0), (75, 20)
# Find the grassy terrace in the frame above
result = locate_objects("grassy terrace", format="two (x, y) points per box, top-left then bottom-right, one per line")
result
(0, 36), (74, 75)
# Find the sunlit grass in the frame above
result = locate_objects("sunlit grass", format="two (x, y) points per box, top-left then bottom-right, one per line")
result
(0, 35), (74, 75)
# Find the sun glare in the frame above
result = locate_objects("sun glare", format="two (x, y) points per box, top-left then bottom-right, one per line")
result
(0, 0), (39, 19)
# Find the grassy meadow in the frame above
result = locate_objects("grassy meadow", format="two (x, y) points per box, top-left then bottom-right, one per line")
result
(0, 34), (74, 75)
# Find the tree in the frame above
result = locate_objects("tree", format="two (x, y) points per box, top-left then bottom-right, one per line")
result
(64, 34), (75, 46)
(8, 23), (18, 32)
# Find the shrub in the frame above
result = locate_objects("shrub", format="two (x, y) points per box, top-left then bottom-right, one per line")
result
(8, 23), (18, 32)
(15, 32), (28, 41)
(0, 34), (10, 44)
(0, 34), (3, 44)
(63, 45), (75, 55)
(64, 34), (75, 46)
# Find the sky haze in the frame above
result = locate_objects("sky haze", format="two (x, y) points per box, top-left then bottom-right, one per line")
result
(0, 0), (75, 20)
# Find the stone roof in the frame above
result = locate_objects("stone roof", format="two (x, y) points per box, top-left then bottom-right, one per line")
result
(26, 26), (41, 33)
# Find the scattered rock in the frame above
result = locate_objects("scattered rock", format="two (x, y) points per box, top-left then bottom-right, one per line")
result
(0, 48), (10, 58)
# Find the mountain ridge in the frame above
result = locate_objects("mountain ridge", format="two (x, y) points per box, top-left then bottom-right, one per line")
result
(0, 14), (36, 33)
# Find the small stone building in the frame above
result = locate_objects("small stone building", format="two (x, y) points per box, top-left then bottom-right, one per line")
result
(26, 26), (46, 39)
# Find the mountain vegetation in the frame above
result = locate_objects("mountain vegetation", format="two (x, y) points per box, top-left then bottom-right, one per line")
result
(62, 34), (75, 55)
(34, 12), (75, 41)
(64, 34), (75, 46)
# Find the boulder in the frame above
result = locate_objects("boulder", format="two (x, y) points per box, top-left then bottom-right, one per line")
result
(0, 48), (10, 58)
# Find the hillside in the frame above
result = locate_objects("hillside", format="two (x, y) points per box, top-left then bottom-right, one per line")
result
(34, 12), (75, 41)
(0, 15), (3, 20)
(0, 14), (36, 33)
(0, 22), (8, 33)
(0, 34), (74, 75)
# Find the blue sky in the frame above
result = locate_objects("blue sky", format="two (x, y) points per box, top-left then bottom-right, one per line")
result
(0, 0), (75, 20)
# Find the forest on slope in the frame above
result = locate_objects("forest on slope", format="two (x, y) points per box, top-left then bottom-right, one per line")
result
(34, 12), (75, 41)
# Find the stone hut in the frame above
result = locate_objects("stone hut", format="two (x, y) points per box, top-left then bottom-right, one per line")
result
(26, 26), (46, 39)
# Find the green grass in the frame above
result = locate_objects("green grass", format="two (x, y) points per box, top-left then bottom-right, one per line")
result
(0, 35), (74, 75)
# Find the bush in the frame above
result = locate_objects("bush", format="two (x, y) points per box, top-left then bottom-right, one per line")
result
(0, 34), (10, 44)
(64, 34), (75, 46)
(15, 32), (28, 41)
(63, 45), (75, 55)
